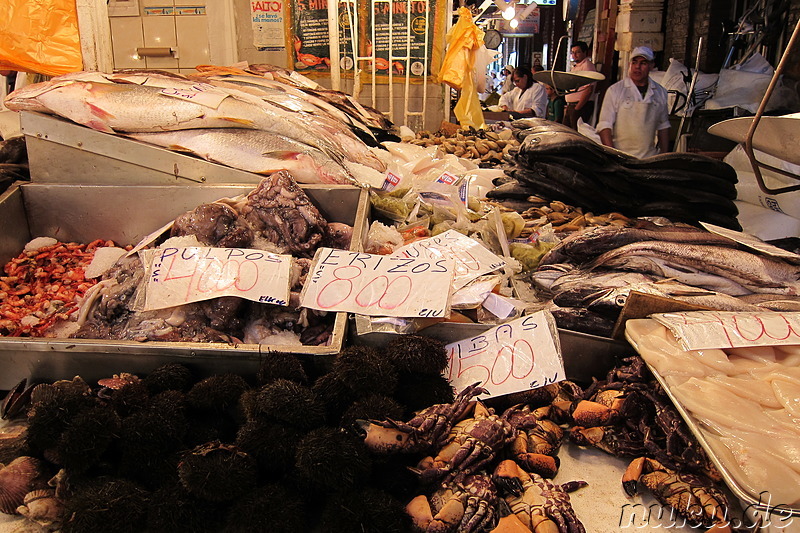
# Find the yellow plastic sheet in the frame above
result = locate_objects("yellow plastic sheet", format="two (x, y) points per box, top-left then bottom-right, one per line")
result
(439, 7), (483, 90)
(0, 0), (83, 76)
(440, 7), (485, 129)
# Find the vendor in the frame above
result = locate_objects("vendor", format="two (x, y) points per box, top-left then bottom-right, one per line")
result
(499, 66), (548, 120)
(499, 65), (516, 94)
(563, 41), (597, 129)
(596, 46), (671, 158)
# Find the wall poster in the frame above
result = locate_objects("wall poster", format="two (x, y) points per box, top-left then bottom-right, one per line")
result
(288, 0), (445, 81)
(252, 0), (287, 50)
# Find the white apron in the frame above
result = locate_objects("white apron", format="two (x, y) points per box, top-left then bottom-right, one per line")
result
(613, 96), (660, 158)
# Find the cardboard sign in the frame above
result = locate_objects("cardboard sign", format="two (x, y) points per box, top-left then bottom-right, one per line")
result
(445, 311), (564, 398)
(701, 222), (800, 262)
(300, 247), (455, 318)
(652, 311), (800, 350)
(159, 83), (230, 108)
(140, 247), (292, 311)
(392, 229), (506, 290)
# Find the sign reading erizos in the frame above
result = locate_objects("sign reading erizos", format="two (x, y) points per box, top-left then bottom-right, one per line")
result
(300, 247), (455, 317)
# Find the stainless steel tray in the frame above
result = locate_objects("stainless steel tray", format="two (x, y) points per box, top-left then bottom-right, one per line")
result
(0, 182), (369, 388)
(625, 325), (800, 518)
(21, 111), (276, 185)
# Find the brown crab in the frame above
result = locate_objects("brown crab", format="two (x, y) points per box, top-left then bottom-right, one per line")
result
(406, 472), (499, 533)
(360, 383), (487, 455)
(414, 401), (515, 484)
(622, 457), (731, 532)
(503, 405), (564, 479)
(492, 459), (586, 533)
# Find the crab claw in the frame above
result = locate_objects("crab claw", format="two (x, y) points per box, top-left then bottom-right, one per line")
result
(492, 459), (526, 497)
(516, 453), (559, 479)
(621, 457), (647, 497)
(356, 419), (411, 454)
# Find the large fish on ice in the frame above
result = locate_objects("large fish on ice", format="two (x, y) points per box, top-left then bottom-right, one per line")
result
(4, 78), (386, 172)
(127, 129), (356, 185)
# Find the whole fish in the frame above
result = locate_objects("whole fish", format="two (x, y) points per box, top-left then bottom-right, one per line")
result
(589, 241), (800, 295)
(6, 79), (385, 172)
(539, 223), (739, 266)
(127, 129), (355, 185)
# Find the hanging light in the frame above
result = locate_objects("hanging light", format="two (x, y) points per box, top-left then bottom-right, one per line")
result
(502, 5), (516, 20)
(509, 18), (519, 28)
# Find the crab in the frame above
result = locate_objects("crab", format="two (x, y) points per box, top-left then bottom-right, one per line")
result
(406, 472), (499, 533)
(493, 459), (586, 533)
(503, 405), (564, 478)
(568, 425), (648, 458)
(360, 383), (487, 455)
(622, 457), (731, 532)
(414, 401), (515, 484)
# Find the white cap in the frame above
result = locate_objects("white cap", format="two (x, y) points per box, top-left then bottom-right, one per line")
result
(631, 46), (655, 62)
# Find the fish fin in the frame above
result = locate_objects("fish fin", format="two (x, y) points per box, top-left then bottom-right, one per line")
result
(86, 102), (116, 120)
(262, 150), (301, 160)
(167, 144), (193, 153)
(221, 117), (256, 127)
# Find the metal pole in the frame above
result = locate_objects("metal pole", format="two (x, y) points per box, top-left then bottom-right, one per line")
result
(675, 36), (703, 149)
(328, 0), (342, 91)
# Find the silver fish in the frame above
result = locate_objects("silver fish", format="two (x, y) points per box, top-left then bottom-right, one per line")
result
(5, 78), (385, 172)
(589, 241), (800, 295)
(127, 129), (356, 185)
(540, 223), (739, 266)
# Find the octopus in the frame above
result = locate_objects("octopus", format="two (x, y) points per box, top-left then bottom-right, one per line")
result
(72, 172), (349, 346)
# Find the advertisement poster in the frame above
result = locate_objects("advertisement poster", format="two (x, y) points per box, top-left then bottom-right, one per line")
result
(289, 0), (444, 80)
(252, 0), (287, 50)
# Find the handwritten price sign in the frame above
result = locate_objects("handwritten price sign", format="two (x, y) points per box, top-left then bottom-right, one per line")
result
(652, 311), (800, 350)
(445, 311), (565, 398)
(160, 83), (230, 109)
(299, 248), (455, 318)
(392, 229), (507, 290)
(140, 247), (292, 311)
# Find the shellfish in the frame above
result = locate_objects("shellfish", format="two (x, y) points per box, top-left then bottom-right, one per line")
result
(0, 456), (49, 515)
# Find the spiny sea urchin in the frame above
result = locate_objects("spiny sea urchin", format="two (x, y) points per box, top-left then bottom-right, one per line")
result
(186, 374), (250, 413)
(331, 346), (398, 398)
(247, 379), (324, 431)
(339, 395), (404, 431)
(384, 334), (449, 375)
(235, 419), (302, 476)
(394, 372), (455, 415)
(60, 476), (149, 533)
(222, 483), (308, 533)
(256, 351), (308, 386)
(177, 441), (257, 502)
(294, 427), (372, 494)
(144, 363), (194, 395)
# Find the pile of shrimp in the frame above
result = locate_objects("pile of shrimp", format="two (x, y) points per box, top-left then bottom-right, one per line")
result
(0, 239), (117, 337)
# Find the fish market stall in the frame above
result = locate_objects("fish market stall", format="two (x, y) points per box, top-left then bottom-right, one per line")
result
(0, 179), (368, 389)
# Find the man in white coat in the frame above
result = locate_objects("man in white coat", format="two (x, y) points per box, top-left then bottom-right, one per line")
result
(596, 46), (671, 158)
